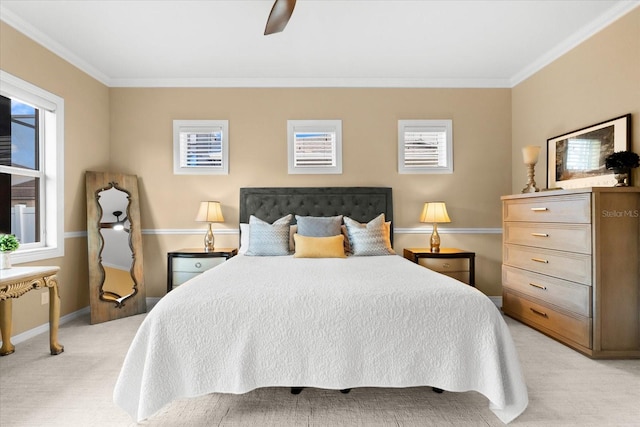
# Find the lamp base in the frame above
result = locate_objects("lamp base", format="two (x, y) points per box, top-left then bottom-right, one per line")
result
(430, 223), (441, 253)
(204, 224), (215, 252)
(522, 163), (540, 193)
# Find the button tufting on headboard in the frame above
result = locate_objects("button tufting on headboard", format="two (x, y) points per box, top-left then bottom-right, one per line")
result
(239, 187), (393, 245)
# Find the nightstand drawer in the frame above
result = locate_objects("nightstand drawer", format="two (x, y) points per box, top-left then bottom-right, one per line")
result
(419, 257), (468, 273)
(172, 272), (202, 288)
(172, 257), (226, 273)
(167, 248), (238, 293)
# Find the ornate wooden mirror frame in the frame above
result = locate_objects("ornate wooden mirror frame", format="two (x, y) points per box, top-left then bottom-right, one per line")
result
(85, 171), (146, 324)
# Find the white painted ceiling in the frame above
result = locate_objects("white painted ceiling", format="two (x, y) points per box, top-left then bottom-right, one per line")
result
(1, 0), (638, 88)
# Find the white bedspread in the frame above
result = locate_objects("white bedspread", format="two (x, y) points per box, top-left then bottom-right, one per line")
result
(114, 255), (528, 423)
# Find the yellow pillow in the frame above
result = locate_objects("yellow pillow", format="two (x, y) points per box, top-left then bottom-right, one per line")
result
(293, 234), (346, 258)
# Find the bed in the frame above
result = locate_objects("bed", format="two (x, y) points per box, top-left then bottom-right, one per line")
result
(114, 187), (528, 424)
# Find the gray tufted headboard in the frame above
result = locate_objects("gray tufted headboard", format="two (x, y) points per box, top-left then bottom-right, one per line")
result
(239, 187), (393, 244)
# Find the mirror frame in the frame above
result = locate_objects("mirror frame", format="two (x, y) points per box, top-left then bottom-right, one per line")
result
(86, 171), (146, 324)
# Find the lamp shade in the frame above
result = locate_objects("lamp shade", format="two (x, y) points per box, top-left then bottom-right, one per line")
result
(420, 202), (451, 223)
(195, 201), (224, 223)
(522, 145), (541, 165)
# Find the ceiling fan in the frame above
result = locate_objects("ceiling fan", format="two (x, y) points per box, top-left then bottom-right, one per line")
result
(100, 210), (130, 232)
(264, 0), (297, 35)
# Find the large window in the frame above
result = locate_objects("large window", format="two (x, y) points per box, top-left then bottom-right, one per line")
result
(0, 71), (64, 263)
(398, 119), (453, 174)
(288, 120), (342, 174)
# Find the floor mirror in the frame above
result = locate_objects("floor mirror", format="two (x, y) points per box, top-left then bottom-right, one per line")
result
(85, 171), (146, 324)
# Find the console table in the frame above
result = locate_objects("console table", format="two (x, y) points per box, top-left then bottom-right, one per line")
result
(0, 266), (64, 356)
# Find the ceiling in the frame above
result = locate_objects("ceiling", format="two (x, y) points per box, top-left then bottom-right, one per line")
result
(1, 0), (638, 88)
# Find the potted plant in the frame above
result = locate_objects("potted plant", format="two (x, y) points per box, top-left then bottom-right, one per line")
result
(0, 234), (19, 269)
(605, 150), (640, 187)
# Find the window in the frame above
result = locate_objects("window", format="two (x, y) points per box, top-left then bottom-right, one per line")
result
(565, 138), (601, 171)
(173, 120), (229, 175)
(0, 70), (64, 263)
(288, 120), (342, 174)
(398, 119), (453, 174)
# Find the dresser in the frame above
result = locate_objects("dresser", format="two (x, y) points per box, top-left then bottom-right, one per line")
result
(501, 187), (640, 358)
(167, 248), (237, 292)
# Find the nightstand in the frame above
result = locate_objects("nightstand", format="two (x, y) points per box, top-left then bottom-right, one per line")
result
(167, 248), (238, 292)
(403, 248), (475, 287)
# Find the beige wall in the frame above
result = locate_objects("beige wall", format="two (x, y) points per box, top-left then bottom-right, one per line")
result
(0, 22), (110, 335)
(110, 87), (512, 299)
(3, 5), (637, 338)
(512, 6), (640, 193)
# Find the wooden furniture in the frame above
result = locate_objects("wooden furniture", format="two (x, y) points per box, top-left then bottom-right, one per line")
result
(167, 248), (238, 292)
(0, 266), (64, 356)
(501, 187), (640, 358)
(403, 248), (475, 286)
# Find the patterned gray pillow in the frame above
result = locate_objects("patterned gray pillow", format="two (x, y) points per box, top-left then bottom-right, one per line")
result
(245, 214), (292, 256)
(343, 214), (395, 256)
(295, 215), (343, 237)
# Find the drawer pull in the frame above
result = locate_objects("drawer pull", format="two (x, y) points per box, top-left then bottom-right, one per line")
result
(195, 262), (202, 268)
(531, 232), (549, 237)
(530, 207), (548, 212)
(531, 257), (549, 263)
(442, 263), (450, 268)
(528, 282), (547, 290)
(530, 308), (548, 318)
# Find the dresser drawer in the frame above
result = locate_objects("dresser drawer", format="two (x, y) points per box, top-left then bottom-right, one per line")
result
(503, 194), (591, 223)
(172, 256), (226, 273)
(502, 265), (591, 317)
(503, 222), (591, 254)
(503, 244), (592, 285)
(419, 257), (469, 273)
(503, 291), (591, 348)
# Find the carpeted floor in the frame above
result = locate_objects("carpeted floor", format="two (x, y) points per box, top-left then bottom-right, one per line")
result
(1, 311), (639, 426)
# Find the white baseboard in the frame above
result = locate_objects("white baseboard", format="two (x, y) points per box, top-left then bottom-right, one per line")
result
(2, 297), (161, 347)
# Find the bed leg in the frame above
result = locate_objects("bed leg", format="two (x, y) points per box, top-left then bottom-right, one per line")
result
(340, 389), (351, 394)
(291, 387), (303, 395)
(432, 387), (444, 394)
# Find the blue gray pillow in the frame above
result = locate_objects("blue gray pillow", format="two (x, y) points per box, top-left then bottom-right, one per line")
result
(245, 214), (292, 256)
(343, 214), (395, 256)
(295, 215), (343, 237)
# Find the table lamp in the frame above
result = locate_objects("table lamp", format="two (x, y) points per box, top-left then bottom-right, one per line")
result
(522, 145), (541, 193)
(420, 202), (451, 253)
(195, 201), (224, 251)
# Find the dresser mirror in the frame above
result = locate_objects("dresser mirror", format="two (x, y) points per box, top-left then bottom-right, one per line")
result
(86, 171), (146, 324)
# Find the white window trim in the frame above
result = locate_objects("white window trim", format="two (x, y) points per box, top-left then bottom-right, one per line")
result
(0, 70), (65, 263)
(173, 120), (229, 175)
(398, 119), (453, 174)
(288, 120), (342, 175)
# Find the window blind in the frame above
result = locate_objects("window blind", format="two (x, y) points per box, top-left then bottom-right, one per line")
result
(173, 120), (229, 175)
(293, 131), (336, 168)
(398, 120), (453, 174)
(403, 128), (447, 169)
(179, 129), (223, 168)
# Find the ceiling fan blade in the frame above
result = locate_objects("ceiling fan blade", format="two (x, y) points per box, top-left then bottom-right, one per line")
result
(264, 0), (296, 35)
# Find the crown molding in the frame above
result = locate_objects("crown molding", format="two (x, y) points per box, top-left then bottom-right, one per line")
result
(511, 1), (640, 87)
(4, 1), (637, 89)
(0, 6), (111, 86)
